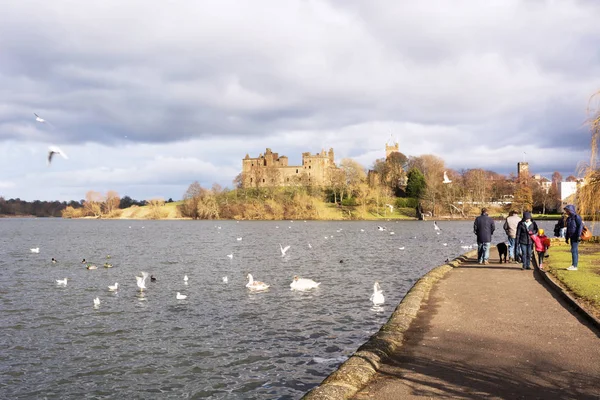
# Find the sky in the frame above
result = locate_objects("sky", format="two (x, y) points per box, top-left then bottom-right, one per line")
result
(1, 0), (600, 202)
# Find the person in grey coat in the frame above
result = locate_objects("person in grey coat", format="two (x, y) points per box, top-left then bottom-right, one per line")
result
(474, 208), (495, 264)
(503, 210), (521, 262)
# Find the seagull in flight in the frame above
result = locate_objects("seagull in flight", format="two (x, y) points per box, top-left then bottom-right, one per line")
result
(48, 146), (68, 166)
(443, 171), (452, 184)
(34, 113), (46, 123)
(280, 243), (290, 257)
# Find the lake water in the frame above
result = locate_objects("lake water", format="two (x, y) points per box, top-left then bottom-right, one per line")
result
(0, 218), (563, 399)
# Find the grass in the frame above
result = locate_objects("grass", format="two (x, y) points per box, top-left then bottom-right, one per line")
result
(546, 240), (600, 317)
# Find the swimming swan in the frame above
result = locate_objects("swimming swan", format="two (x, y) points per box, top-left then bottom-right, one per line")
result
(246, 274), (270, 291)
(30, 248), (40, 253)
(370, 282), (385, 306)
(56, 278), (68, 286)
(93, 297), (100, 307)
(108, 283), (119, 291)
(176, 292), (187, 300)
(136, 272), (149, 291)
(290, 276), (321, 291)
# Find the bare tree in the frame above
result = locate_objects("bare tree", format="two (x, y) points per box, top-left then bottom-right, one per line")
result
(83, 190), (103, 217)
(104, 190), (120, 215)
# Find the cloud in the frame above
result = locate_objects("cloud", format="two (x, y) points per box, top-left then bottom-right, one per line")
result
(0, 0), (599, 200)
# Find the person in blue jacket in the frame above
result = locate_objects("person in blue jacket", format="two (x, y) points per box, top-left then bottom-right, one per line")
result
(564, 204), (583, 271)
(474, 208), (495, 264)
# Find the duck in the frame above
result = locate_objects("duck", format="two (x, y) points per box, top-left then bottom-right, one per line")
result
(150, 275), (156, 282)
(86, 264), (97, 270)
(51, 258), (57, 264)
(246, 274), (270, 291)
(370, 282), (385, 306)
(290, 276), (321, 291)
(103, 262), (113, 268)
(108, 282), (119, 291)
(81, 259), (87, 264)
(176, 292), (187, 300)
(56, 278), (68, 286)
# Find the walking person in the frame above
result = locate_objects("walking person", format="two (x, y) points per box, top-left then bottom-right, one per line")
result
(564, 204), (583, 271)
(515, 211), (538, 270)
(474, 208), (495, 264)
(530, 228), (551, 270)
(503, 210), (521, 262)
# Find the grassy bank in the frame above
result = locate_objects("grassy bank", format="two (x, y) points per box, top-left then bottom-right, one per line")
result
(546, 240), (600, 318)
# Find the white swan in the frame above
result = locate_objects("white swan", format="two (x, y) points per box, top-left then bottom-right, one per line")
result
(227, 254), (233, 259)
(108, 282), (119, 291)
(176, 292), (187, 300)
(93, 297), (100, 307)
(370, 282), (385, 306)
(56, 278), (67, 286)
(308, 243), (312, 249)
(237, 237), (242, 241)
(443, 171), (452, 184)
(136, 271), (149, 291)
(184, 275), (189, 282)
(30, 248), (40, 253)
(222, 276), (228, 283)
(246, 274), (270, 291)
(280, 244), (290, 257)
(290, 276), (321, 291)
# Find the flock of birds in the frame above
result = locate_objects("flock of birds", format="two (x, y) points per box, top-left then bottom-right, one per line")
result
(36, 220), (476, 310)
(33, 112), (68, 166)
(38, 232), (391, 308)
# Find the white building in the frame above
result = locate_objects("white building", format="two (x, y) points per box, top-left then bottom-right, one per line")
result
(558, 181), (578, 201)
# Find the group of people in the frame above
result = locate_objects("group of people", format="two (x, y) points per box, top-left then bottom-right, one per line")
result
(474, 204), (583, 271)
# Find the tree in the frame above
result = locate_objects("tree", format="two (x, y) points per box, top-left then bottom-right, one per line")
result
(339, 158), (367, 198)
(513, 185), (533, 213)
(180, 181), (203, 219)
(83, 191), (103, 217)
(104, 190), (120, 215)
(147, 198), (166, 219)
(406, 167), (426, 199)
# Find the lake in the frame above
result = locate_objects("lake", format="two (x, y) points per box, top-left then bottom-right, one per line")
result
(0, 218), (562, 399)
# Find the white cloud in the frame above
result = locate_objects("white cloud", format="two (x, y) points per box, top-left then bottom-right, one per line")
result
(0, 0), (599, 200)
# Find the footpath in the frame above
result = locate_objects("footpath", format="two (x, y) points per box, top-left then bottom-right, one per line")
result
(305, 248), (600, 399)
(351, 249), (600, 399)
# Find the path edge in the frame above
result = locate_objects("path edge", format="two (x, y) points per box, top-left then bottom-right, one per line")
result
(535, 265), (600, 330)
(302, 249), (477, 400)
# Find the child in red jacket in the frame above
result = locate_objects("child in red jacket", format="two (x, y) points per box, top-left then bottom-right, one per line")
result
(530, 228), (551, 270)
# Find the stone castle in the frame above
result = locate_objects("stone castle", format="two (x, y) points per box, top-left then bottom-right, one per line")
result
(241, 148), (338, 188)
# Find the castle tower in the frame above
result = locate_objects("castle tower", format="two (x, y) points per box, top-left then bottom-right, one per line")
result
(518, 162), (529, 183)
(385, 136), (399, 159)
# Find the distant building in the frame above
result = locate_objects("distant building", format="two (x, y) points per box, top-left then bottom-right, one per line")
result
(558, 181), (578, 201)
(532, 174), (552, 193)
(517, 162), (529, 184)
(241, 148), (339, 188)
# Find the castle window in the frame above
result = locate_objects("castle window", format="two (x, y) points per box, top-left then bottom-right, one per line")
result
(309, 165), (311, 169)
(296, 169), (298, 173)
(287, 178), (290, 182)
(251, 163), (254, 166)
(250, 178), (253, 183)
(262, 179), (265, 183)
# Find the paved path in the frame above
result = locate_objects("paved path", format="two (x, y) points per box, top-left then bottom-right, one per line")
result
(352, 251), (600, 400)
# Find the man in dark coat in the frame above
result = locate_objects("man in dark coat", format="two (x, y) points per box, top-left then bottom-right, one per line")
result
(564, 204), (583, 271)
(474, 208), (495, 264)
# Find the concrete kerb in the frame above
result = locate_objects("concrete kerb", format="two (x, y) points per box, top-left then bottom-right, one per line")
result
(302, 249), (478, 400)
(535, 264), (600, 331)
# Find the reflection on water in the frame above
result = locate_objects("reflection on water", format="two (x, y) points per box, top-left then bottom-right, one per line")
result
(0, 218), (560, 399)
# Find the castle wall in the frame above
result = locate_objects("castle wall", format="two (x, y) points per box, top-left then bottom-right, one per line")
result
(241, 148), (337, 188)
